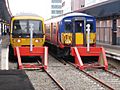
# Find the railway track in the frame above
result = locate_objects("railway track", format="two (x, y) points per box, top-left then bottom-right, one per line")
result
(68, 62), (120, 90)
(44, 70), (65, 90)
(47, 54), (107, 90)
(9, 52), (120, 90)
(83, 69), (120, 90)
(26, 70), (62, 90)
(8, 56), (64, 90)
(8, 48), (120, 90)
(7, 54), (120, 90)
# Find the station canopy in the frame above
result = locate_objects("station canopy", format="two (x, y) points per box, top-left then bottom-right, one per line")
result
(75, 0), (120, 19)
(0, 0), (11, 23)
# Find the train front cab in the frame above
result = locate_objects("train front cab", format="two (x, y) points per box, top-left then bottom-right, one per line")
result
(61, 16), (108, 70)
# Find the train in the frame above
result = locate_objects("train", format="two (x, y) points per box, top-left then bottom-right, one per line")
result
(9, 14), (48, 69)
(45, 12), (96, 58)
(45, 12), (108, 70)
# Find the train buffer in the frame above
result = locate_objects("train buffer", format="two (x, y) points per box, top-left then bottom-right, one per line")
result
(71, 47), (108, 70)
(15, 46), (48, 70)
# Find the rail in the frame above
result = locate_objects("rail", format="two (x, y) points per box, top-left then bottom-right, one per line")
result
(67, 61), (120, 90)
(44, 70), (65, 90)
(81, 70), (114, 90)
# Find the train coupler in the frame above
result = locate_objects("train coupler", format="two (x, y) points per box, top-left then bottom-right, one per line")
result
(71, 47), (108, 70)
(14, 46), (48, 70)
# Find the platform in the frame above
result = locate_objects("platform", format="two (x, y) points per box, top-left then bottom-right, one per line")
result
(97, 42), (120, 54)
(0, 70), (34, 90)
(1, 47), (9, 70)
(97, 42), (120, 60)
(0, 35), (9, 70)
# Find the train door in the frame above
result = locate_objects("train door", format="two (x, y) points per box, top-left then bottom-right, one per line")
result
(53, 23), (57, 45)
(45, 24), (50, 42)
(50, 23), (53, 43)
(51, 23), (57, 45)
(72, 17), (86, 46)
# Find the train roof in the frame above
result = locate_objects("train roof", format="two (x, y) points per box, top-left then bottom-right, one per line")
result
(45, 12), (93, 23)
(11, 13), (44, 20)
(15, 13), (40, 17)
(12, 15), (44, 21)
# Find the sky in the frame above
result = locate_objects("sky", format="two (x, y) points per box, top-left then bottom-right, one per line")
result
(85, 0), (108, 6)
(8, 0), (51, 20)
(8, 0), (108, 20)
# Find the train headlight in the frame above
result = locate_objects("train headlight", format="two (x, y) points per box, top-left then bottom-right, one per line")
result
(35, 39), (39, 43)
(13, 39), (21, 43)
(34, 39), (42, 43)
(17, 39), (21, 43)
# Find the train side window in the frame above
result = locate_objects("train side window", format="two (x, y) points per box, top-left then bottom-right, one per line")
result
(46, 24), (50, 33)
(53, 24), (56, 34)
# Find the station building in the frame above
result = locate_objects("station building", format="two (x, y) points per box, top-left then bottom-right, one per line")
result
(75, 0), (120, 45)
(51, 0), (62, 18)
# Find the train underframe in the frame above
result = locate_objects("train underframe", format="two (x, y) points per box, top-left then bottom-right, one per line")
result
(45, 42), (71, 58)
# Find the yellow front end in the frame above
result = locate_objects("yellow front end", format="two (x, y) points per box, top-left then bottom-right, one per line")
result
(61, 32), (96, 46)
(10, 38), (44, 47)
